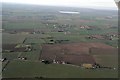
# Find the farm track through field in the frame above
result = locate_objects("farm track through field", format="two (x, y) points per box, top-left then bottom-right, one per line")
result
(38, 45), (43, 61)
(22, 38), (27, 44)
(2, 60), (10, 72)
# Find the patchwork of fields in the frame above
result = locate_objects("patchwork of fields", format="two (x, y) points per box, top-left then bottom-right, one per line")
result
(2, 3), (118, 78)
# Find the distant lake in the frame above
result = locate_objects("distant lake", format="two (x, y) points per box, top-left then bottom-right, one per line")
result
(59, 11), (80, 14)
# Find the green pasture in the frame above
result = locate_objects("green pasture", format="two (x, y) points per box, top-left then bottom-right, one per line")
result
(2, 60), (118, 78)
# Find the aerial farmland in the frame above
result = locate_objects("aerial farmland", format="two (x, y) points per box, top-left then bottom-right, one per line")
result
(1, 3), (118, 79)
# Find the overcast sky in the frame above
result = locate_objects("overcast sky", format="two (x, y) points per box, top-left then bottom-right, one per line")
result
(1, 0), (118, 10)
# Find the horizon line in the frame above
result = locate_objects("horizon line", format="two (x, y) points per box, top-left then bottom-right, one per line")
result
(2, 2), (118, 11)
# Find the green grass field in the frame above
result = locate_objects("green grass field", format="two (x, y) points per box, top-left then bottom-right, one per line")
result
(2, 33), (27, 44)
(24, 38), (45, 44)
(2, 53), (18, 60)
(2, 60), (118, 78)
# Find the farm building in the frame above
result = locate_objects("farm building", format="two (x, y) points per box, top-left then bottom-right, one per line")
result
(18, 57), (27, 60)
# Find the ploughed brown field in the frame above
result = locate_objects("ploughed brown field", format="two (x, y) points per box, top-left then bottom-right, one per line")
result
(2, 44), (27, 52)
(40, 42), (116, 66)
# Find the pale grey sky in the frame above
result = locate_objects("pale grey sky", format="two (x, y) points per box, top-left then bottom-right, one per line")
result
(1, 0), (118, 10)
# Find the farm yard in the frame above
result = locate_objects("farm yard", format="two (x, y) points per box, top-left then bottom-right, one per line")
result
(2, 3), (118, 78)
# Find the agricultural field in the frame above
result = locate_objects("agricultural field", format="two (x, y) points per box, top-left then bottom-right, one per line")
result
(90, 48), (118, 68)
(2, 60), (118, 78)
(2, 3), (118, 78)
(40, 43), (117, 67)
(2, 33), (26, 44)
